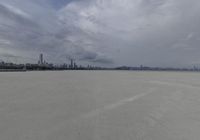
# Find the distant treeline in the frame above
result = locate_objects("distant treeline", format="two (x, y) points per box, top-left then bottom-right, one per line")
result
(115, 66), (196, 71)
(0, 62), (25, 70)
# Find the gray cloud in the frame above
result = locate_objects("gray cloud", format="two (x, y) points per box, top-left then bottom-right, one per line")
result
(0, 0), (200, 67)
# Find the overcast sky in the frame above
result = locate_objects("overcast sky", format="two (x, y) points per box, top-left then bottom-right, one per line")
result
(0, 0), (200, 67)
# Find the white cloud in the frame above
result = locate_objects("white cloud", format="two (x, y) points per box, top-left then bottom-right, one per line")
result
(0, 3), (31, 19)
(0, 39), (11, 45)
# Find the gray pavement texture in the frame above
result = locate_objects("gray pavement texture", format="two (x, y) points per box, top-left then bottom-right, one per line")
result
(0, 71), (200, 140)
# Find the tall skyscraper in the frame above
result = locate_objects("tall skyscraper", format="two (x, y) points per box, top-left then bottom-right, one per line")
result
(70, 59), (73, 69)
(38, 54), (43, 65)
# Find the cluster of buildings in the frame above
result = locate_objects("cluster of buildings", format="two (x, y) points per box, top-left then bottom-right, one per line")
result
(37, 54), (79, 69)
(0, 53), (104, 71)
(1, 53), (200, 72)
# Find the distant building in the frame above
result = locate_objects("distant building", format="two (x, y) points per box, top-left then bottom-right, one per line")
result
(38, 54), (44, 65)
(70, 59), (74, 69)
(74, 62), (77, 69)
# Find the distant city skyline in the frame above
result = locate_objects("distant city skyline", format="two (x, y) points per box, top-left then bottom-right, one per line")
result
(0, 0), (200, 67)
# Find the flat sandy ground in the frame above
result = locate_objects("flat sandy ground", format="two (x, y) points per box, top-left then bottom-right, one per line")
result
(1, 71), (200, 140)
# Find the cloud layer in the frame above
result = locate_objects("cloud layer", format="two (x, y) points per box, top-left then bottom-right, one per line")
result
(0, 0), (200, 67)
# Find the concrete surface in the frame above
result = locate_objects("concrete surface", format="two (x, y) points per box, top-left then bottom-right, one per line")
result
(0, 71), (200, 140)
